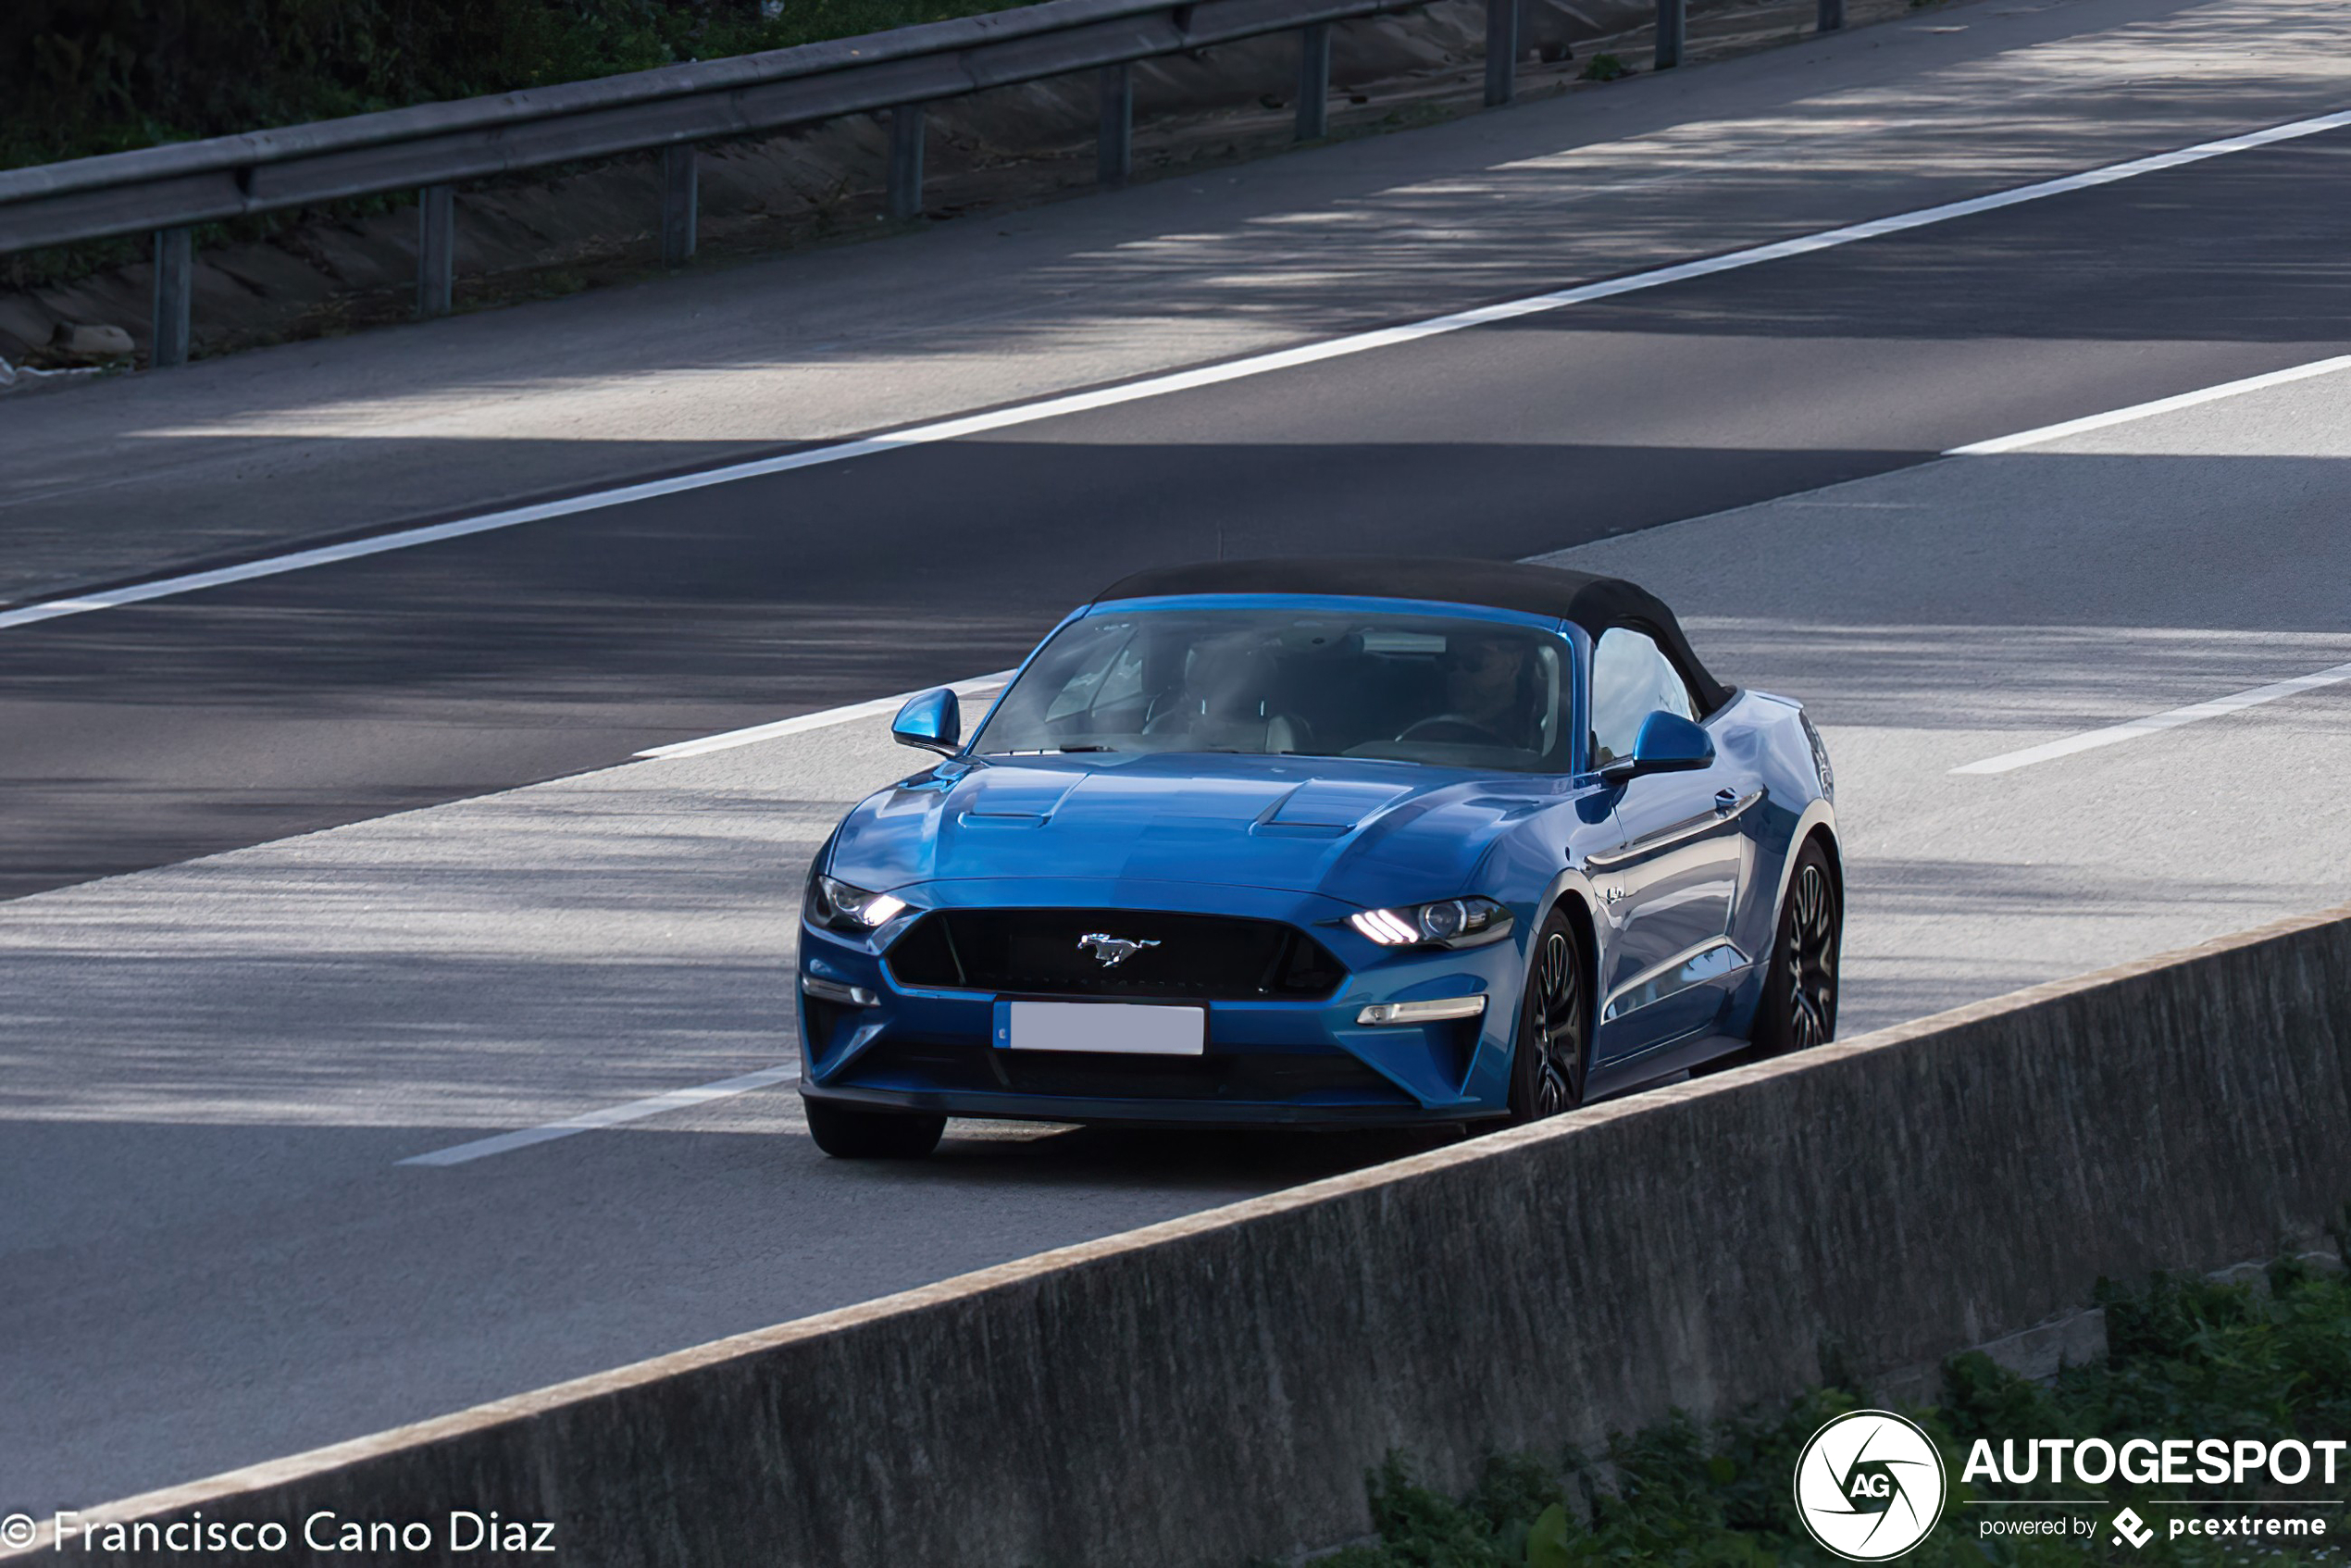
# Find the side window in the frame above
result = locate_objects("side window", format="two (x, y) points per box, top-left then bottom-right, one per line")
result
(1589, 628), (1697, 766)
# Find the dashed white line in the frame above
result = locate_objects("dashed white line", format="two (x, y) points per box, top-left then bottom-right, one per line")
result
(5, 106), (2350, 635)
(398, 1064), (802, 1167)
(1952, 661), (2351, 775)
(404, 669), (1023, 1169)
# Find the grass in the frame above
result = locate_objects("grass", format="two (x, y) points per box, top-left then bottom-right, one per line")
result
(4, 0), (1034, 173)
(1307, 1256), (2351, 1566)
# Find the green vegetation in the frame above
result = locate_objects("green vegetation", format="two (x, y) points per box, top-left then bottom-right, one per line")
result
(1577, 52), (1631, 80)
(3, 0), (1026, 173)
(2, 0), (1039, 293)
(1314, 1258), (2351, 1566)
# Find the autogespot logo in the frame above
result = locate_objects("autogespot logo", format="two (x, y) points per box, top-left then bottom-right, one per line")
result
(1794, 1410), (1950, 1561)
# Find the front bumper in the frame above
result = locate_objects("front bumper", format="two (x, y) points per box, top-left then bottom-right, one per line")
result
(796, 878), (1524, 1126)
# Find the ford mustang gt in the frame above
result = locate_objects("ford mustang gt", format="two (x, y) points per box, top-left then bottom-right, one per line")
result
(796, 557), (1840, 1158)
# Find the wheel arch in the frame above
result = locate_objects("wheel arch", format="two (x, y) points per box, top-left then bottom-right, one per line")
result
(1762, 799), (1839, 945)
(1532, 869), (1604, 1011)
(1506, 884), (1602, 1119)
(1801, 820), (1844, 909)
(1549, 888), (1600, 999)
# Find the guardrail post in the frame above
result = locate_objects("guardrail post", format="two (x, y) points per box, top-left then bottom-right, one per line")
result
(417, 183), (455, 318)
(1653, 0), (1686, 68)
(660, 144), (699, 266)
(150, 227), (193, 370)
(1484, 0), (1520, 106)
(889, 105), (927, 221)
(1817, 0), (1844, 29)
(1098, 63), (1133, 187)
(1296, 23), (1331, 141)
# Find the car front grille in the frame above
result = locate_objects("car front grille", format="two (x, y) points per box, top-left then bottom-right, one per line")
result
(884, 907), (1343, 1002)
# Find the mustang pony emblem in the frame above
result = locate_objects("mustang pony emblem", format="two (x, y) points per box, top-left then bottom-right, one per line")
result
(1078, 933), (1161, 967)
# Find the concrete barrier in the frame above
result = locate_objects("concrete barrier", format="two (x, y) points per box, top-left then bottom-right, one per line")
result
(19, 904), (2351, 1566)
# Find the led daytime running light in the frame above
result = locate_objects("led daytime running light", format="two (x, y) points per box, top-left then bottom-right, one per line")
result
(1350, 909), (1421, 945)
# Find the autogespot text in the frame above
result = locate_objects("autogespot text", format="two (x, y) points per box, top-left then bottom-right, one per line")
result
(1963, 1437), (2351, 1487)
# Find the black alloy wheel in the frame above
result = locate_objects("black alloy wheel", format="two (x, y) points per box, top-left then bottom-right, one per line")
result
(1753, 839), (1840, 1059)
(1508, 909), (1589, 1123)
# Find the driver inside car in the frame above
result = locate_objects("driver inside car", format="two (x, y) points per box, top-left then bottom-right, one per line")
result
(1430, 631), (1542, 750)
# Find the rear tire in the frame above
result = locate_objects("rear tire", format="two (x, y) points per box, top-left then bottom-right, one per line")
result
(1750, 839), (1840, 1059)
(805, 1101), (946, 1160)
(1507, 908), (1590, 1123)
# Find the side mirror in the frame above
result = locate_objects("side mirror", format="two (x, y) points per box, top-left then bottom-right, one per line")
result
(891, 689), (962, 756)
(1600, 710), (1713, 783)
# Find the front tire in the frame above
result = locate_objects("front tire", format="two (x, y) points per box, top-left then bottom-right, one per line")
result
(1751, 839), (1840, 1058)
(1507, 908), (1590, 1123)
(804, 1101), (946, 1160)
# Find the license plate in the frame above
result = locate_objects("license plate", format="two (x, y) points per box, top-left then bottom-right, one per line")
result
(998, 1001), (1205, 1056)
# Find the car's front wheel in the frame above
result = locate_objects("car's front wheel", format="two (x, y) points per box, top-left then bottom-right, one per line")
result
(1507, 908), (1589, 1123)
(804, 1101), (946, 1160)
(1751, 838), (1840, 1058)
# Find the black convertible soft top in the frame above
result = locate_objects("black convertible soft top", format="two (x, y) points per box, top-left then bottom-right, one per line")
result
(1093, 556), (1732, 713)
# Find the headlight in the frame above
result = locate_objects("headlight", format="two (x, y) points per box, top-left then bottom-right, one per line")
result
(805, 875), (909, 934)
(1348, 896), (1513, 949)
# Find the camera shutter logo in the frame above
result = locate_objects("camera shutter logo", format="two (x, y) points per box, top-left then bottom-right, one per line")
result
(1793, 1410), (1949, 1561)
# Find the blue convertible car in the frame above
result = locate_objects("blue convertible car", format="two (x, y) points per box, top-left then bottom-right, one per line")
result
(797, 558), (1840, 1158)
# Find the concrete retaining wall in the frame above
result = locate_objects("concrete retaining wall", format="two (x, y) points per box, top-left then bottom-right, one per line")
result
(22, 904), (2351, 1565)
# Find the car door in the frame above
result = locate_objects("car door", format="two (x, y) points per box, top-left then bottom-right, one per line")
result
(1586, 626), (1751, 1059)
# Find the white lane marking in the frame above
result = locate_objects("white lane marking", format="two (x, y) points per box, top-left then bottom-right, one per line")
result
(1952, 661), (2351, 775)
(634, 671), (1014, 760)
(398, 1064), (802, 1166)
(417, 668), (1015, 1167)
(6, 107), (2351, 635)
(1946, 353), (2351, 454)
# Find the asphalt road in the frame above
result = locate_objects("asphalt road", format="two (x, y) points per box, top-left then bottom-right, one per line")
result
(6, 38), (2351, 1525)
(13, 0), (2347, 612)
(8, 123), (2351, 901)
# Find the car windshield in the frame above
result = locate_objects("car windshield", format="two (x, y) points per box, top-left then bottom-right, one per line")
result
(972, 607), (1573, 771)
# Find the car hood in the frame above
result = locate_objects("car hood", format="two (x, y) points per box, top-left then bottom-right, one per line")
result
(827, 752), (1564, 905)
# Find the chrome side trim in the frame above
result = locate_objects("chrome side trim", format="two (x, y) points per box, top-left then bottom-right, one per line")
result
(1602, 937), (1750, 1022)
(1586, 789), (1763, 871)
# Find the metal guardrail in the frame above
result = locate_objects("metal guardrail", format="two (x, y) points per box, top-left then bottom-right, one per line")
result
(0, 0), (1842, 367)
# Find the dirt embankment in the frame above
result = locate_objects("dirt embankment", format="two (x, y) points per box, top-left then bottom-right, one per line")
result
(0, 0), (1913, 372)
